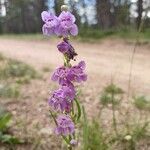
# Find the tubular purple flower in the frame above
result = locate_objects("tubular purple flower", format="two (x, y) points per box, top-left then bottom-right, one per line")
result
(41, 11), (59, 36)
(67, 61), (87, 83)
(61, 85), (76, 100)
(51, 66), (70, 85)
(48, 85), (75, 112)
(57, 40), (77, 60)
(56, 11), (78, 37)
(55, 115), (75, 136)
(48, 89), (71, 112)
(51, 61), (87, 85)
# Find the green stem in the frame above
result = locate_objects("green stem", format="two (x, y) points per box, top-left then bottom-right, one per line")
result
(125, 7), (149, 134)
(59, 37), (73, 149)
(74, 98), (81, 122)
(111, 92), (118, 137)
(64, 55), (70, 67)
(49, 110), (57, 125)
(68, 145), (72, 150)
(127, 7), (148, 101)
(49, 110), (71, 146)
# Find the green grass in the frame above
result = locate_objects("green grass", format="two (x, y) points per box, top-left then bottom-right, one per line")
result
(42, 66), (51, 73)
(0, 57), (39, 84)
(100, 83), (124, 106)
(79, 27), (150, 42)
(0, 53), (4, 61)
(81, 107), (108, 150)
(0, 33), (47, 41)
(79, 27), (115, 40)
(0, 53), (39, 99)
(0, 59), (37, 79)
(0, 106), (21, 144)
(132, 122), (150, 140)
(134, 96), (150, 111)
(0, 83), (20, 98)
(121, 122), (150, 150)
(0, 28), (150, 42)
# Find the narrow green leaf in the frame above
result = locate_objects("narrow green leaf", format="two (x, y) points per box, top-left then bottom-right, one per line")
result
(0, 134), (21, 144)
(82, 106), (89, 150)
(75, 99), (81, 121)
(0, 113), (11, 131)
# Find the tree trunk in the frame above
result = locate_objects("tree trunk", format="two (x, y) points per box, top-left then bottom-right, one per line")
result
(81, 0), (88, 27)
(137, 0), (143, 29)
(34, 0), (48, 32)
(96, 0), (111, 30)
(54, 0), (64, 15)
(68, 0), (81, 27)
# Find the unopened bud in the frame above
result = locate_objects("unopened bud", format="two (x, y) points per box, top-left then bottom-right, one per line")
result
(61, 5), (68, 12)
(70, 139), (78, 146)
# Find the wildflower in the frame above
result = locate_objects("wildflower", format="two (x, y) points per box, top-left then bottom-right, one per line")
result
(41, 5), (87, 147)
(61, 85), (76, 100)
(57, 40), (77, 60)
(41, 11), (59, 36)
(51, 61), (87, 85)
(55, 115), (75, 136)
(56, 11), (78, 37)
(48, 86), (75, 112)
(51, 66), (70, 85)
(67, 61), (87, 83)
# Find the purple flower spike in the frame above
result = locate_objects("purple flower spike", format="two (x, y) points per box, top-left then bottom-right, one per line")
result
(55, 115), (75, 136)
(57, 40), (77, 60)
(41, 11), (59, 36)
(42, 6), (87, 146)
(56, 11), (78, 37)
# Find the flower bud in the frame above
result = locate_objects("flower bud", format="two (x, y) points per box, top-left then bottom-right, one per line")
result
(70, 139), (78, 146)
(61, 5), (68, 12)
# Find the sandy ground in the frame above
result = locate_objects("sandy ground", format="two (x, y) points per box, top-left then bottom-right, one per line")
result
(0, 37), (150, 149)
(0, 37), (150, 94)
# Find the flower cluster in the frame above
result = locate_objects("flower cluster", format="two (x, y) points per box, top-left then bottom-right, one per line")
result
(51, 61), (87, 86)
(55, 115), (75, 136)
(41, 6), (87, 148)
(41, 10), (78, 37)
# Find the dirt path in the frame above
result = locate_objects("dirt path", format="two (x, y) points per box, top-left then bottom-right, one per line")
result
(0, 37), (149, 95)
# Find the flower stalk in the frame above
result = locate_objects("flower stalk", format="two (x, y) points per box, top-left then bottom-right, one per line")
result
(41, 5), (87, 149)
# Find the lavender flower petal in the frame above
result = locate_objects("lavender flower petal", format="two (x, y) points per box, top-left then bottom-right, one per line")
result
(57, 11), (78, 36)
(55, 115), (75, 136)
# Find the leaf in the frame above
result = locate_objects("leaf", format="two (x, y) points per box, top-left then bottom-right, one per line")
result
(82, 106), (89, 150)
(75, 99), (81, 121)
(0, 134), (21, 144)
(0, 113), (11, 131)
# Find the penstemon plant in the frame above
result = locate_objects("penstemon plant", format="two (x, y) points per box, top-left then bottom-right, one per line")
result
(41, 5), (87, 149)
